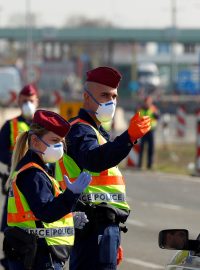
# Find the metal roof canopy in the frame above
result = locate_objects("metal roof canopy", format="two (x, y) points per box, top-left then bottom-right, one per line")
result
(0, 27), (199, 43)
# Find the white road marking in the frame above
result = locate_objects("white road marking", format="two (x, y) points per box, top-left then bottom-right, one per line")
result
(152, 202), (182, 210)
(126, 218), (146, 227)
(125, 257), (164, 269)
(141, 201), (182, 210)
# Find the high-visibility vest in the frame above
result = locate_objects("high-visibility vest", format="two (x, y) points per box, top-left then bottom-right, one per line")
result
(10, 118), (30, 151)
(7, 162), (74, 253)
(55, 119), (130, 211)
(140, 106), (158, 129)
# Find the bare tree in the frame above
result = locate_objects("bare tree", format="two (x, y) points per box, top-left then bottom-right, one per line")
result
(64, 15), (115, 28)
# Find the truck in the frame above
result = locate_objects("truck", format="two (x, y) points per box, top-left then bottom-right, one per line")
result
(137, 62), (161, 92)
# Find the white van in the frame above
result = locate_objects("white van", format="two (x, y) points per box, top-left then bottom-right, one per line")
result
(0, 67), (22, 103)
(137, 62), (161, 90)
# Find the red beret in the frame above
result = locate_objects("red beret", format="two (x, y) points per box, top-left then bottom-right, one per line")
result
(86, 66), (122, 88)
(32, 110), (71, 137)
(19, 84), (38, 97)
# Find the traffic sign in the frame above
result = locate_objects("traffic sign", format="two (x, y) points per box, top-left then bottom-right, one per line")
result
(59, 101), (83, 120)
(177, 70), (198, 94)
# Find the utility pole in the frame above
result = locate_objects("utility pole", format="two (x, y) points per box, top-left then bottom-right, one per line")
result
(26, 0), (33, 83)
(170, 0), (177, 92)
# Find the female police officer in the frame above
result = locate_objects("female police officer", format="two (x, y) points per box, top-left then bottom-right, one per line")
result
(4, 109), (91, 270)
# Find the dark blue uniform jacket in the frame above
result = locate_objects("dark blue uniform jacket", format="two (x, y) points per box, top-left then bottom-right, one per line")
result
(7, 149), (79, 256)
(15, 150), (78, 223)
(67, 109), (133, 172)
(12, 150), (79, 250)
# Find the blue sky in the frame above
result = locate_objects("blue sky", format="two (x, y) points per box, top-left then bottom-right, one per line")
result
(0, 0), (200, 28)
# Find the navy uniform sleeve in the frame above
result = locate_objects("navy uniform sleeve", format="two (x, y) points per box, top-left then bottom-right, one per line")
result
(67, 124), (133, 172)
(16, 168), (79, 223)
(0, 120), (12, 167)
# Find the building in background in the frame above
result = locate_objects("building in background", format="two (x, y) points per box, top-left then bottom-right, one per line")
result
(0, 27), (199, 103)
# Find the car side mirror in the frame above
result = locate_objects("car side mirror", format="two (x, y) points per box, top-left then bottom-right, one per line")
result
(159, 229), (189, 250)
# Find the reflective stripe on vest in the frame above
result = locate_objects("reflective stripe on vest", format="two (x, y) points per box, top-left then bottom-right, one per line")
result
(80, 192), (126, 203)
(24, 226), (74, 238)
(55, 118), (130, 211)
(10, 118), (30, 151)
(7, 162), (74, 247)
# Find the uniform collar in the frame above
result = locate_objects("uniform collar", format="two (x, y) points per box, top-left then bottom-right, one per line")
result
(78, 108), (98, 129)
(16, 149), (46, 171)
(77, 109), (110, 140)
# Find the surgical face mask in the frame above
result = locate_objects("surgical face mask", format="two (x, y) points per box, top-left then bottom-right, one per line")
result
(96, 101), (116, 123)
(85, 89), (116, 123)
(37, 137), (64, 163)
(22, 101), (36, 119)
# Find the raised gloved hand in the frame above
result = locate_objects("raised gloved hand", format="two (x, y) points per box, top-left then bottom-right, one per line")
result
(128, 112), (151, 142)
(73, 212), (89, 229)
(64, 172), (92, 194)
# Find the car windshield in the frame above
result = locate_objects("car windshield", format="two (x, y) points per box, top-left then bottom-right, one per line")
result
(138, 71), (158, 77)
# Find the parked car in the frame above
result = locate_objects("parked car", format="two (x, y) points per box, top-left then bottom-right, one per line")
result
(159, 229), (200, 269)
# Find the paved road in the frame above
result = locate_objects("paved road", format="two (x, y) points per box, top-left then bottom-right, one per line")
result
(120, 170), (200, 270)
(1, 170), (200, 270)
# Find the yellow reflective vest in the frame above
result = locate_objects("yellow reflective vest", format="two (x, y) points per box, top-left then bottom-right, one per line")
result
(10, 118), (30, 151)
(55, 118), (130, 211)
(139, 105), (158, 130)
(7, 162), (74, 259)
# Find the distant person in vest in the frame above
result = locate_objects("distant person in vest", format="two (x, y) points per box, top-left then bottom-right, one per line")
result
(0, 84), (39, 270)
(55, 66), (151, 270)
(4, 109), (91, 270)
(0, 84), (39, 188)
(138, 95), (160, 170)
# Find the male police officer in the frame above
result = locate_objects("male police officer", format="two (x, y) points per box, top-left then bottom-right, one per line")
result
(0, 84), (38, 269)
(55, 66), (151, 270)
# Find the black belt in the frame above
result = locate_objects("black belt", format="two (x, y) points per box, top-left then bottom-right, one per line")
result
(75, 200), (127, 224)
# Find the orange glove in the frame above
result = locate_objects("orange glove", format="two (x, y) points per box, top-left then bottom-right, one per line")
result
(117, 245), (123, 265)
(128, 112), (151, 142)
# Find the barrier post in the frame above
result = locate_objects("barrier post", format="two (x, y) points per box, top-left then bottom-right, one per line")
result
(195, 108), (200, 175)
(176, 105), (186, 137)
(127, 141), (140, 168)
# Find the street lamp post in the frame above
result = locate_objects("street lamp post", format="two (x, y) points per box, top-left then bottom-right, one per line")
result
(25, 0), (33, 83)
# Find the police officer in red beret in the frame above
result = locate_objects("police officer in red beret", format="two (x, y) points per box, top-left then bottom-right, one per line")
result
(0, 84), (39, 269)
(55, 66), (151, 270)
(4, 109), (91, 270)
(0, 84), (39, 173)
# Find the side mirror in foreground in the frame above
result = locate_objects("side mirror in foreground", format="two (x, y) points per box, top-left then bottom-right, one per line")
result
(159, 229), (189, 250)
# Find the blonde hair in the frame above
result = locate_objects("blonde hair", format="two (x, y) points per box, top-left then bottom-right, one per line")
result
(6, 123), (48, 188)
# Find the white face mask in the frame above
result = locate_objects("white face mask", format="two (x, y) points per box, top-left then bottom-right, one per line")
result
(96, 101), (116, 123)
(22, 101), (36, 119)
(85, 89), (116, 123)
(36, 136), (64, 163)
(43, 142), (64, 163)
